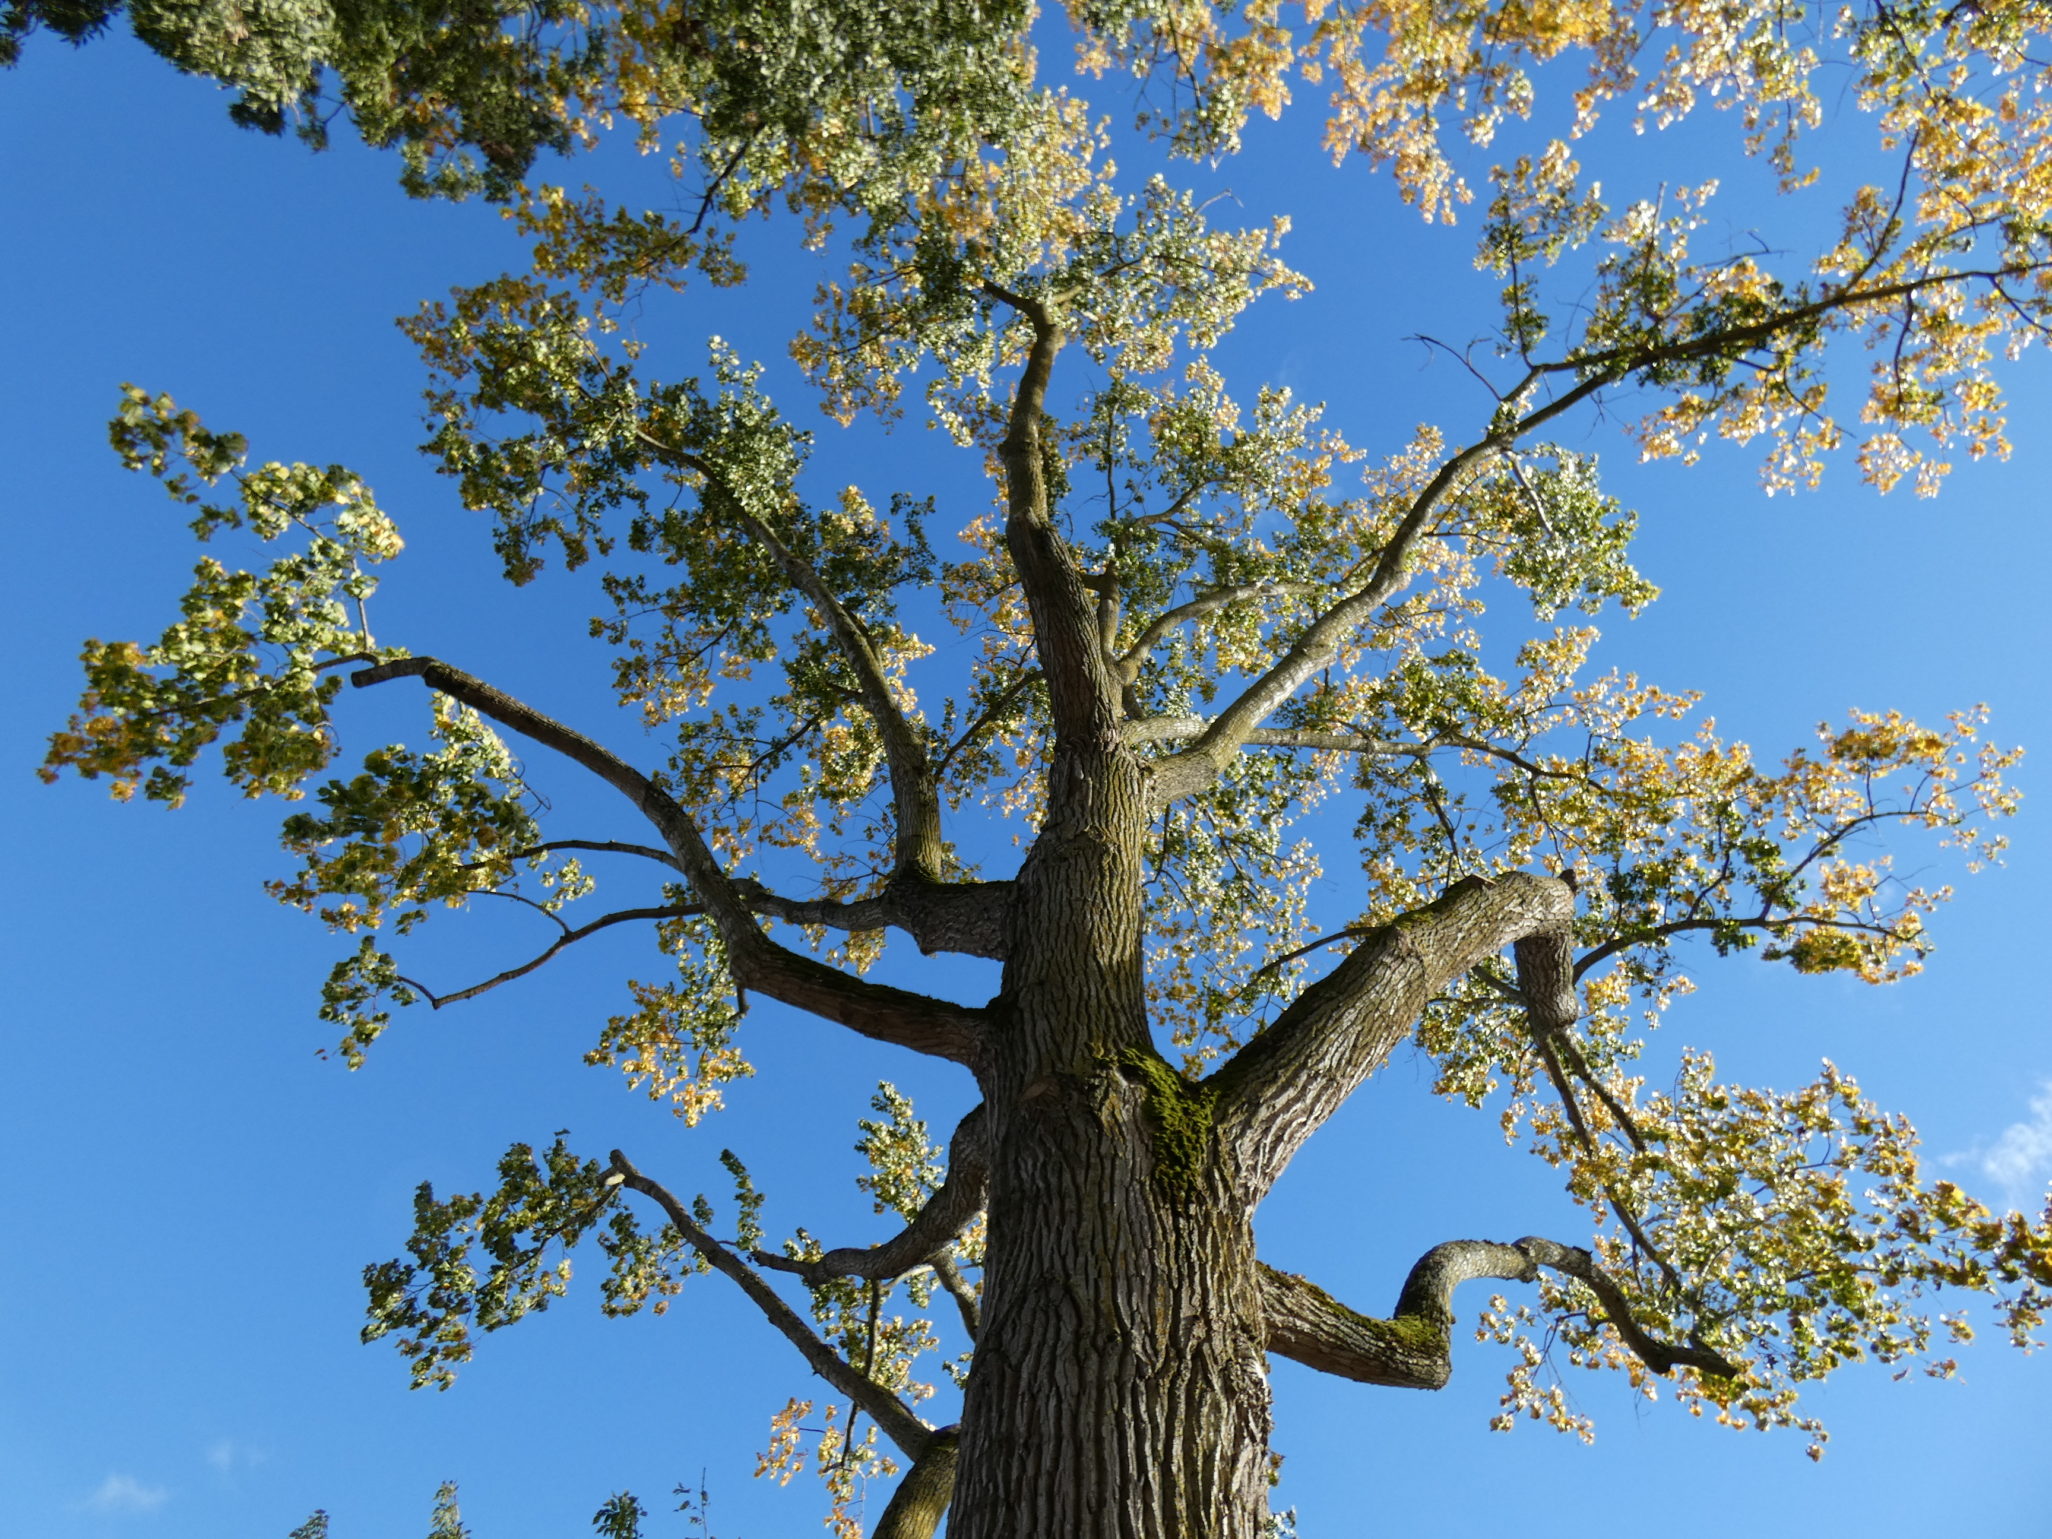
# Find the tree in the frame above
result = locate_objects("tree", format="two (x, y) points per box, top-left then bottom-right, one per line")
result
(32, 4), (2052, 1537)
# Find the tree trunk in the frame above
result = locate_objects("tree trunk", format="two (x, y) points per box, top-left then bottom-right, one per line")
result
(947, 749), (1275, 1539)
(948, 1073), (1274, 1539)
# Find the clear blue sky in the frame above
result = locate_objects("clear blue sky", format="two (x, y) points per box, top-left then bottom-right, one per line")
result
(3, 30), (2049, 1539)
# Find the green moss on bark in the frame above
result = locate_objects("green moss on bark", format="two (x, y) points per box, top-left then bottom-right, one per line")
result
(1113, 1048), (1219, 1196)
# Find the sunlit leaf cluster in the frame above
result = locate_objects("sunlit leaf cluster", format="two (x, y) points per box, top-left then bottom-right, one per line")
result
(1480, 1053), (2052, 1457)
(362, 1137), (631, 1391)
(42, 387), (400, 806)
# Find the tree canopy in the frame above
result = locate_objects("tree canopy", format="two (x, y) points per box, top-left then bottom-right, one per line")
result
(23, 1), (2052, 1534)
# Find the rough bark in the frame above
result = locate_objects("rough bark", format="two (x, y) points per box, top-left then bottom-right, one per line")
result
(872, 1428), (960, 1539)
(417, 300), (1675, 1539)
(945, 733), (1283, 1537)
(933, 860), (1591, 1535)
(1211, 872), (1577, 1197)
(1260, 1245), (1536, 1389)
(949, 1056), (1273, 1539)
(922, 293), (1607, 1539)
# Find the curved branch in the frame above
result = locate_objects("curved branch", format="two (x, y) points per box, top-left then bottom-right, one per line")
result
(1461, 895), (1690, 1297)
(1510, 1238), (1741, 1379)
(405, 904), (688, 1007)
(351, 657), (986, 1064)
(606, 1149), (942, 1461)
(638, 431), (947, 882)
(1260, 1244), (1535, 1389)
(931, 1253), (982, 1344)
(1240, 924), (1378, 988)
(1510, 937), (1694, 1296)
(1261, 1235), (1739, 1391)
(753, 1105), (989, 1294)
(1211, 872), (1576, 1196)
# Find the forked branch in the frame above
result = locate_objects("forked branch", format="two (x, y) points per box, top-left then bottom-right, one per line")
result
(606, 1150), (945, 1461)
(478, 840), (1008, 959)
(1151, 374), (1617, 804)
(1148, 263), (2006, 808)
(637, 431), (948, 883)
(400, 903), (688, 1007)
(352, 657), (986, 1064)
(982, 282), (1125, 747)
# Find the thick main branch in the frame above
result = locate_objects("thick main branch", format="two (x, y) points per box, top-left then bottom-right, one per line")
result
(984, 283), (1125, 752)
(1212, 872), (1576, 1195)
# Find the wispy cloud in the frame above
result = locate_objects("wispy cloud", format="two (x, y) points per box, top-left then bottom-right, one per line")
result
(81, 1474), (169, 1516)
(1948, 1079), (2052, 1212)
(206, 1438), (266, 1475)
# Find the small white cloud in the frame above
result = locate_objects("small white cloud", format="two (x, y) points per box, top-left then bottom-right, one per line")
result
(82, 1474), (169, 1516)
(1951, 1079), (2052, 1211)
(205, 1439), (266, 1475)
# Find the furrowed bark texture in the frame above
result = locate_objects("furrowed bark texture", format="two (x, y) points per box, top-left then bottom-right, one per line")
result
(945, 720), (1272, 1539)
(948, 296), (1278, 1532)
(1214, 873), (1577, 1197)
(873, 1428), (960, 1539)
